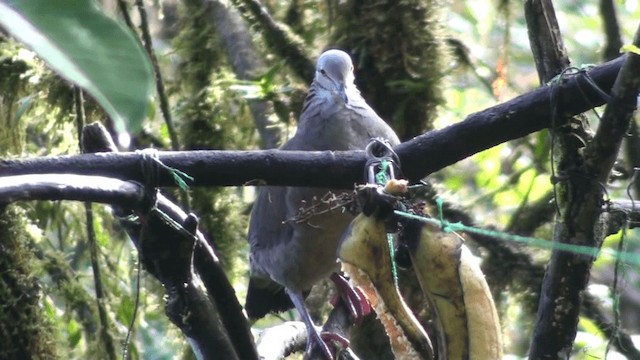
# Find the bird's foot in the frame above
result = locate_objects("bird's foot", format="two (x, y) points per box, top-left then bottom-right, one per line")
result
(330, 272), (372, 326)
(306, 330), (350, 360)
(320, 332), (350, 348)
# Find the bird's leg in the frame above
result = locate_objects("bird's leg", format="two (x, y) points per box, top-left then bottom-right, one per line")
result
(288, 290), (339, 360)
(330, 273), (371, 325)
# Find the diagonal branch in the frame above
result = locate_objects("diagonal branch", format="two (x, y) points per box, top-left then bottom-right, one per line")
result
(209, 0), (283, 149)
(230, 0), (314, 81)
(0, 56), (625, 189)
(585, 46), (640, 182)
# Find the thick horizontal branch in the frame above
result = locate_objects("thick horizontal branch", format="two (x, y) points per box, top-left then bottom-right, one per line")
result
(0, 56), (624, 188)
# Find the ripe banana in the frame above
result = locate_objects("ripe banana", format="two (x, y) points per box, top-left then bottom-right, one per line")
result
(338, 212), (435, 360)
(401, 218), (503, 360)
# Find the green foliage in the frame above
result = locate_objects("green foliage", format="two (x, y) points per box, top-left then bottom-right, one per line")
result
(0, 0), (154, 135)
(621, 43), (640, 55)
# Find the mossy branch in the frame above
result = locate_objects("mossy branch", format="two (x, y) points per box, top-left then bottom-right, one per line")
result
(231, 0), (314, 81)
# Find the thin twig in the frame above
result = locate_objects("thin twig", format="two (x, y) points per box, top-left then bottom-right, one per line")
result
(122, 238), (143, 360)
(75, 88), (118, 360)
(286, 191), (355, 224)
(133, 0), (180, 151)
(116, 0), (135, 30)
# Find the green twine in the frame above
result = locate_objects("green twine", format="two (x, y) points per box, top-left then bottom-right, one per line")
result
(168, 167), (194, 191)
(375, 159), (390, 185)
(388, 233), (399, 288)
(436, 197), (446, 230)
(151, 207), (198, 240)
(394, 203), (640, 267)
(374, 159), (400, 286)
(138, 149), (194, 191)
(151, 156), (194, 191)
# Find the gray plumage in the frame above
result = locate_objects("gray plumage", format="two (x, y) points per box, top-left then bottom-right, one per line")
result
(246, 49), (400, 321)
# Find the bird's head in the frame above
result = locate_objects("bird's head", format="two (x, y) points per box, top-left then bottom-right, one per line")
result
(314, 49), (357, 103)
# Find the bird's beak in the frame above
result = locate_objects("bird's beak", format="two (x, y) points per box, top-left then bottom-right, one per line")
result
(337, 82), (348, 104)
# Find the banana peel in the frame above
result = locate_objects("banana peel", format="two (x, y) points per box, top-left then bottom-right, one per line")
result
(338, 213), (434, 360)
(401, 219), (503, 360)
(338, 181), (502, 359)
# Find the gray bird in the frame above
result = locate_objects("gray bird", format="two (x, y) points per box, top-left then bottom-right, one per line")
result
(246, 49), (400, 358)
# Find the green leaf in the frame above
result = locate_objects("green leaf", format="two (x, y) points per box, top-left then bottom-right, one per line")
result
(13, 94), (35, 125)
(66, 319), (82, 348)
(0, 0), (154, 134)
(116, 295), (135, 325)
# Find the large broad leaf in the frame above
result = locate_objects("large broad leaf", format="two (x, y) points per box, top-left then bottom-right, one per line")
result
(0, 0), (154, 135)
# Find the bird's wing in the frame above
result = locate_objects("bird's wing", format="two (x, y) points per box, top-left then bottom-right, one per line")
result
(248, 185), (292, 250)
(246, 185), (295, 318)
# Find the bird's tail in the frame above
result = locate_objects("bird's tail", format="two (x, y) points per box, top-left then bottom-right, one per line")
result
(245, 278), (294, 319)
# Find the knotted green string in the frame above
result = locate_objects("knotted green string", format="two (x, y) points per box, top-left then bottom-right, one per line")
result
(139, 149), (194, 191)
(394, 198), (640, 267)
(374, 159), (399, 286)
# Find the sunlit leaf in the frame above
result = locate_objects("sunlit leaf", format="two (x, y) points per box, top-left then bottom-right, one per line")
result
(0, 0), (154, 134)
(621, 44), (640, 55)
(116, 295), (135, 325)
(66, 320), (82, 348)
(13, 94), (35, 124)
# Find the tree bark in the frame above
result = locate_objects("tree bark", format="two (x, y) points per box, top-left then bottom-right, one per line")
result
(525, 1), (640, 355)
(600, 0), (624, 62)
(525, 1), (587, 358)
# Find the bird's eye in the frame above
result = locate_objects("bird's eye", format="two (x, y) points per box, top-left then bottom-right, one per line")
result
(319, 69), (326, 75)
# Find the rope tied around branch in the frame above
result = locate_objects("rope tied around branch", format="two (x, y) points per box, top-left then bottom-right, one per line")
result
(547, 65), (613, 218)
(137, 148), (194, 193)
